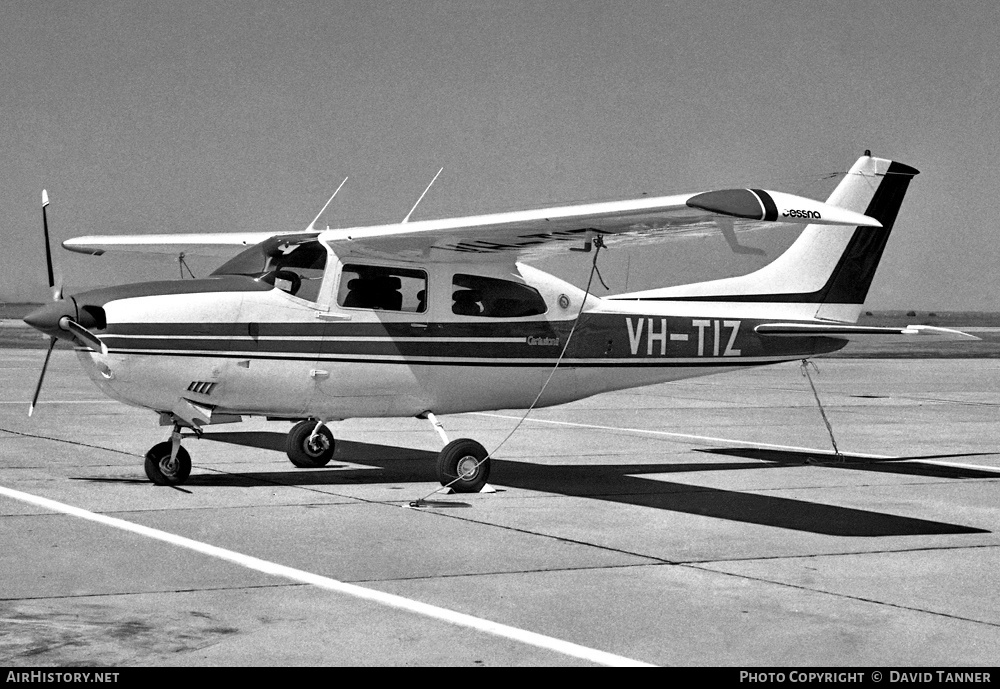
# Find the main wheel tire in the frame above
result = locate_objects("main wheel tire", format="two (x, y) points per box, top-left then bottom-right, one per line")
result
(144, 441), (192, 486)
(286, 420), (335, 468)
(436, 438), (490, 493)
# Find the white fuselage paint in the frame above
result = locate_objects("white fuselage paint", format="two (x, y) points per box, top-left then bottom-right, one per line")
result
(75, 257), (829, 424)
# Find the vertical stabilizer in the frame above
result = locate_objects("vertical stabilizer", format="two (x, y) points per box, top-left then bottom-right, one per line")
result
(611, 154), (919, 322)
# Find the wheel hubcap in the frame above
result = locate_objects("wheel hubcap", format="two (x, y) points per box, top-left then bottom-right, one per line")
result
(305, 433), (330, 456)
(161, 455), (178, 476)
(456, 455), (480, 480)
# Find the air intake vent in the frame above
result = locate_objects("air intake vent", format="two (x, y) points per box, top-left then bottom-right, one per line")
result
(186, 381), (217, 395)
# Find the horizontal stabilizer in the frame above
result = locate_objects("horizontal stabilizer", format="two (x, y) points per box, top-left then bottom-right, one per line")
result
(755, 323), (979, 340)
(687, 189), (882, 227)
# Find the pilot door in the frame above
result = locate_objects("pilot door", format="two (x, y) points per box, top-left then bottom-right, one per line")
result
(215, 237), (333, 418)
(310, 261), (432, 419)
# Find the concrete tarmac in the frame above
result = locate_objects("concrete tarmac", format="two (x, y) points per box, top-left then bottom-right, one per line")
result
(1, 350), (998, 666)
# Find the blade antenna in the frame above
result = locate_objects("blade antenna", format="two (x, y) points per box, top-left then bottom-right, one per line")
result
(305, 176), (349, 232)
(402, 167), (443, 224)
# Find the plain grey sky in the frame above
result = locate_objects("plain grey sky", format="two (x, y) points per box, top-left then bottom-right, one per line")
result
(3, 1), (998, 309)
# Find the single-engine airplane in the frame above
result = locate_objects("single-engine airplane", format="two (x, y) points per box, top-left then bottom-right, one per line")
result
(23, 152), (973, 491)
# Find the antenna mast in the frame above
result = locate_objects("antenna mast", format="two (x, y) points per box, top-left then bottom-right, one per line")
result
(306, 176), (349, 232)
(402, 167), (443, 224)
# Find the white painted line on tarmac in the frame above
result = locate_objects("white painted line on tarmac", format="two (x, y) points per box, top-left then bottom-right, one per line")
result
(0, 484), (654, 667)
(474, 413), (1000, 473)
(909, 459), (1000, 474)
(473, 412), (889, 458)
(0, 400), (115, 405)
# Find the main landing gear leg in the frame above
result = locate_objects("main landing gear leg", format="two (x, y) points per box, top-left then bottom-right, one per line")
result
(286, 419), (336, 468)
(144, 423), (193, 486)
(419, 412), (494, 494)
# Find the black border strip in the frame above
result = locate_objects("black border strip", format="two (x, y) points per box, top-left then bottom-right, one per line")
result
(751, 188), (778, 222)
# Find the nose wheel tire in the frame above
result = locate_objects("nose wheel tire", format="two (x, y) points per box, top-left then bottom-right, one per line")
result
(436, 438), (490, 493)
(144, 442), (192, 486)
(287, 420), (336, 467)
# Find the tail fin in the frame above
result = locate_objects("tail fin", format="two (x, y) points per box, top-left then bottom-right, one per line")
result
(613, 154), (920, 322)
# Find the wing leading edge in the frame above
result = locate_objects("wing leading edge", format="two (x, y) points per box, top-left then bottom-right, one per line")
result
(63, 232), (283, 257)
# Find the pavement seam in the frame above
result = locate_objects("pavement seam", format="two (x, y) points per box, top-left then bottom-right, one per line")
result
(674, 541), (1000, 565)
(0, 582), (304, 603)
(0, 426), (140, 458)
(682, 561), (1000, 629)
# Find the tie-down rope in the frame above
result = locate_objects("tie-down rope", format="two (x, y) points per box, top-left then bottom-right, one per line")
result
(800, 358), (842, 459)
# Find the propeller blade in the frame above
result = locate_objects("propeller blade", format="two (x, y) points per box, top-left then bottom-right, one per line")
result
(41, 189), (56, 290)
(59, 317), (108, 355)
(29, 337), (57, 417)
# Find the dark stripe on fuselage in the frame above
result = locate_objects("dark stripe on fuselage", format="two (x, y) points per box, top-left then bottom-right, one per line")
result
(98, 348), (802, 368)
(98, 314), (847, 362)
(74, 276), (272, 310)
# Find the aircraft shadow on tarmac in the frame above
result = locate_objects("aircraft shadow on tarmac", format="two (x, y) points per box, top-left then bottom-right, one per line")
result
(140, 431), (990, 538)
(695, 447), (1000, 480)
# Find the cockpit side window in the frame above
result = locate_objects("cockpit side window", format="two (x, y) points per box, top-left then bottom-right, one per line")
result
(451, 274), (547, 318)
(211, 238), (328, 302)
(337, 265), (427, 313)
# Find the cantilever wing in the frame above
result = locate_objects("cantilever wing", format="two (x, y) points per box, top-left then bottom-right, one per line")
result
(317, 188), (879, 262)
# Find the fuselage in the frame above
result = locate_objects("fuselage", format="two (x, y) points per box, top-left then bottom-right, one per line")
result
(68, 245), (844, 424)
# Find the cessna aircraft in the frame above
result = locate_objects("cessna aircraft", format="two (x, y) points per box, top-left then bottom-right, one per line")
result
(23, 152), (971, 491)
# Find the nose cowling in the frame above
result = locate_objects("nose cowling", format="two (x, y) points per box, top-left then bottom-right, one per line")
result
(24, 298), (107, 340)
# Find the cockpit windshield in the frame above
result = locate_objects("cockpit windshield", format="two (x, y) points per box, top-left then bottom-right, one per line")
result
(211, 236), (327, 302)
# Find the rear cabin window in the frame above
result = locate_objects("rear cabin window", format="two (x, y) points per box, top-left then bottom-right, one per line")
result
(337, 265), (427, 313)
(451, 274), (547, 318)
